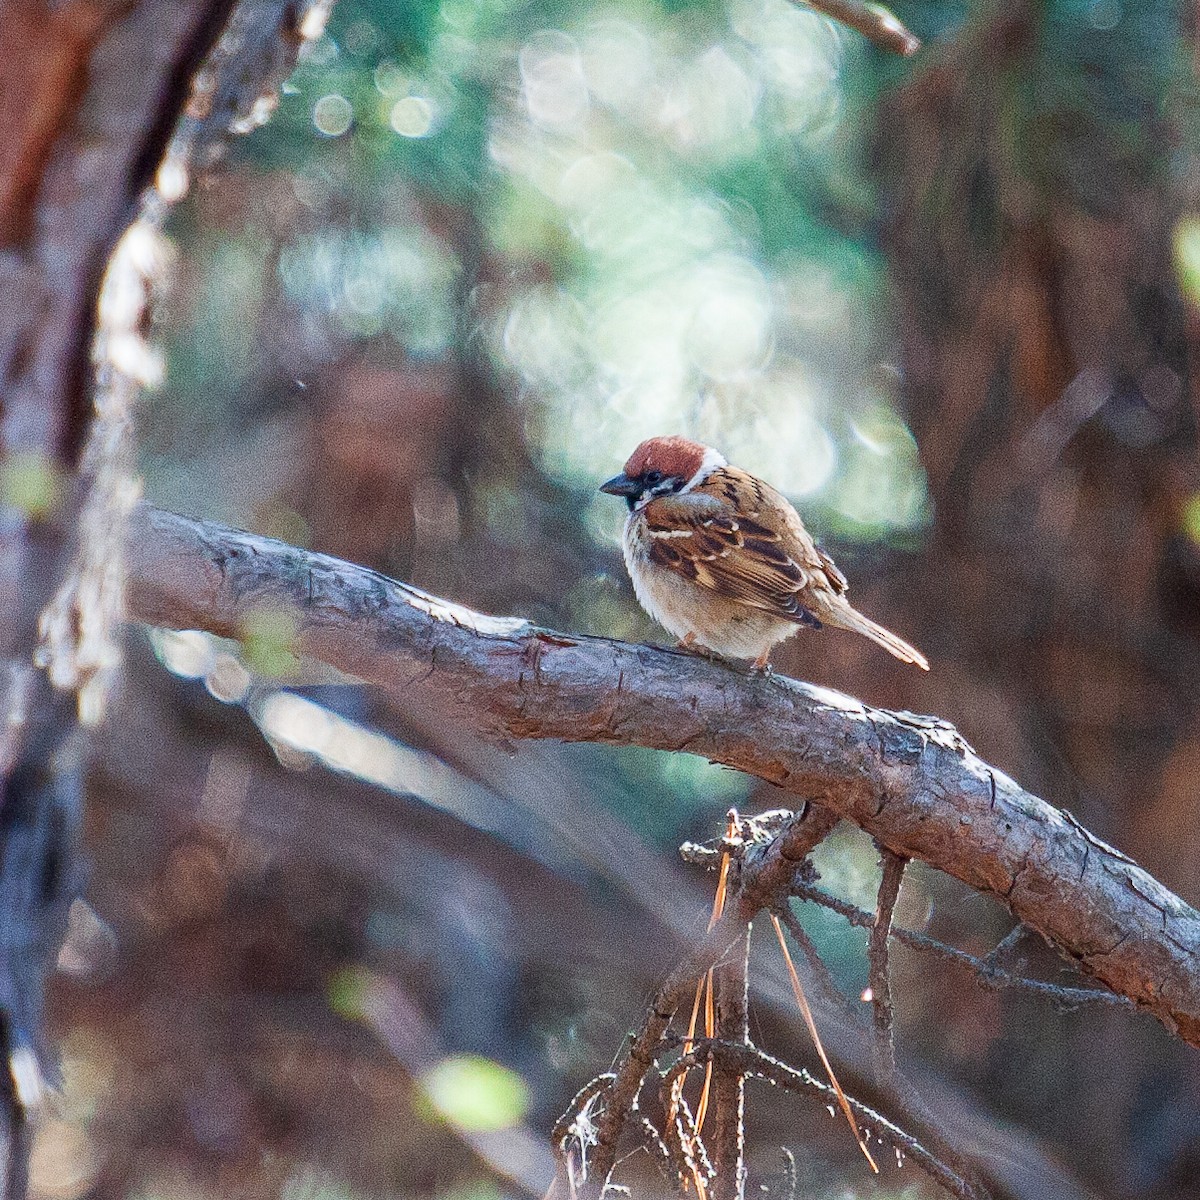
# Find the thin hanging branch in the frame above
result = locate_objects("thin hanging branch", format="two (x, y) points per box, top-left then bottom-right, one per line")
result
(868, 849), (906, 1083)
(125, 505), (1200, 1048)
(793, 0), (921, 56)
(689, 1039), (988, 1200)
(709, 912), (750, 1199)
(790, 881), (1133, 1009)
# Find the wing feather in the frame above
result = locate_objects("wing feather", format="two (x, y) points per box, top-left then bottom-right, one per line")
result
(642, 469), (844, 628)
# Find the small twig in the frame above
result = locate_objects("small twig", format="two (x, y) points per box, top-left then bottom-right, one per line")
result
(660, 1088), (696, 1191)
(738, 806), (840, 916)
(792, 0), (921, 56)
(685, 1040), (991, 1200)
(552, 1073), (616, 1147)
(710, 918), (750, 1200)
(868, 849), (906, 1083)
(553, 1075), (612, 1142)
(639, 1114), (673, 1172)
(791, 882), (1131, 1009)
(779, 1147), (797, 1200)
(860, 857), (986, 1198)
(771, 906), (861, 1027)
(770, 912), (878, 1173)
(983, 924), (1033, 968)
(660, 1067), (714, 1192)
(675, 816), (740, 1198)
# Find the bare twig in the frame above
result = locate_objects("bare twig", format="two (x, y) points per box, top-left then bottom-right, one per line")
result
(552, 1073), (616, 1146)
(639, 1114), (673, 1172)
(862, 852), (987, 1198)
(660, 1075), (714, 1192)
(770, 906), (861, 1026)
(791, 882), (1132, 1010)
(778, 1148), (797, 1200)
(793, 0), (921, 56)
(983, 924), (1034, 968)
(546, 805), (837, 1197)
(685, 1039), (990, 1200)
(125, 505), (1200, 1047)
(709, 920), (750, 1200)
(868, 849), (906, 1082)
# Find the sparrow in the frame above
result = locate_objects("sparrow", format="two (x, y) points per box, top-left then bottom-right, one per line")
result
(600, 436), (928, 672)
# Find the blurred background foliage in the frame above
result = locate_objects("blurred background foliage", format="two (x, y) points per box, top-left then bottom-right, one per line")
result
(38, 0), (1200, 1198)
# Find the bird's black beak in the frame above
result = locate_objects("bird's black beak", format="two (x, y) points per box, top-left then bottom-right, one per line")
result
(599, 472), (641, 497)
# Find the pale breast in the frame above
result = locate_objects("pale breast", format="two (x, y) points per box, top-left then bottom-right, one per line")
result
(622, 511), (797, 659)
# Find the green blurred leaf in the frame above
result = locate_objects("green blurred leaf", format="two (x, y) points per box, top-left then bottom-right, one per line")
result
(1175, 217), (1200, 308)
(240, 608), (301, 677)
(1182, 492), (1200, 546)
(419, 1054), (530, 1132)
(327, 966), (375, 1020)
(1, 450), (62, 519)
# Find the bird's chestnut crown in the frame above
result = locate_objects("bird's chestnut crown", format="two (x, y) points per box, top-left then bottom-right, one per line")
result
(599, 436), (725, 510)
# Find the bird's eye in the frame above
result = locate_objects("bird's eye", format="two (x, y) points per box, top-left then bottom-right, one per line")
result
(645, 470), (663, 485)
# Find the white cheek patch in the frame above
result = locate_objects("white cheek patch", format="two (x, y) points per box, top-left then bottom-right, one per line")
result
(679, 447), (728, 493)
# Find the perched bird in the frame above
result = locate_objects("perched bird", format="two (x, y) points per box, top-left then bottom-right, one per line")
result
(600, 435), (928, 672)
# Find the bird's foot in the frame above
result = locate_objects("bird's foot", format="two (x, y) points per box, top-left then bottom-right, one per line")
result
(749, 650), (773, 676)
(675, 634), (724, 664)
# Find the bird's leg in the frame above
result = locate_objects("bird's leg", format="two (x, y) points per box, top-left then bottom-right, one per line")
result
(750, 649), (773, 675)
(676, 633), (720, 662)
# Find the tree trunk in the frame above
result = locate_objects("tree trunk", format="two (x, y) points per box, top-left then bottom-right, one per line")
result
(0, 1), (328, 1192)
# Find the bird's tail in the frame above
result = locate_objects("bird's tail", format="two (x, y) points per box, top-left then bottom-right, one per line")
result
(825, 600), (929, 670)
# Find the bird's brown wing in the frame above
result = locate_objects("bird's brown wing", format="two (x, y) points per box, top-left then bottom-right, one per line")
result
(642, 475), (842, 626)
(815, 545), (848, 595)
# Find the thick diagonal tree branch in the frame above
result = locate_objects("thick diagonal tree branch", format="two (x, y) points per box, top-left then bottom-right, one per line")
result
(125, 504), (1200, 1048)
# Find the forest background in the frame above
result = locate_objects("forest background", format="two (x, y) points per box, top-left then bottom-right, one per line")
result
(9, 0), (1200, 1198)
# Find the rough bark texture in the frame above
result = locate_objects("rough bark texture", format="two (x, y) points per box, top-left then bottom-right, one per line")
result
(125, 504), (1200, 1049)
